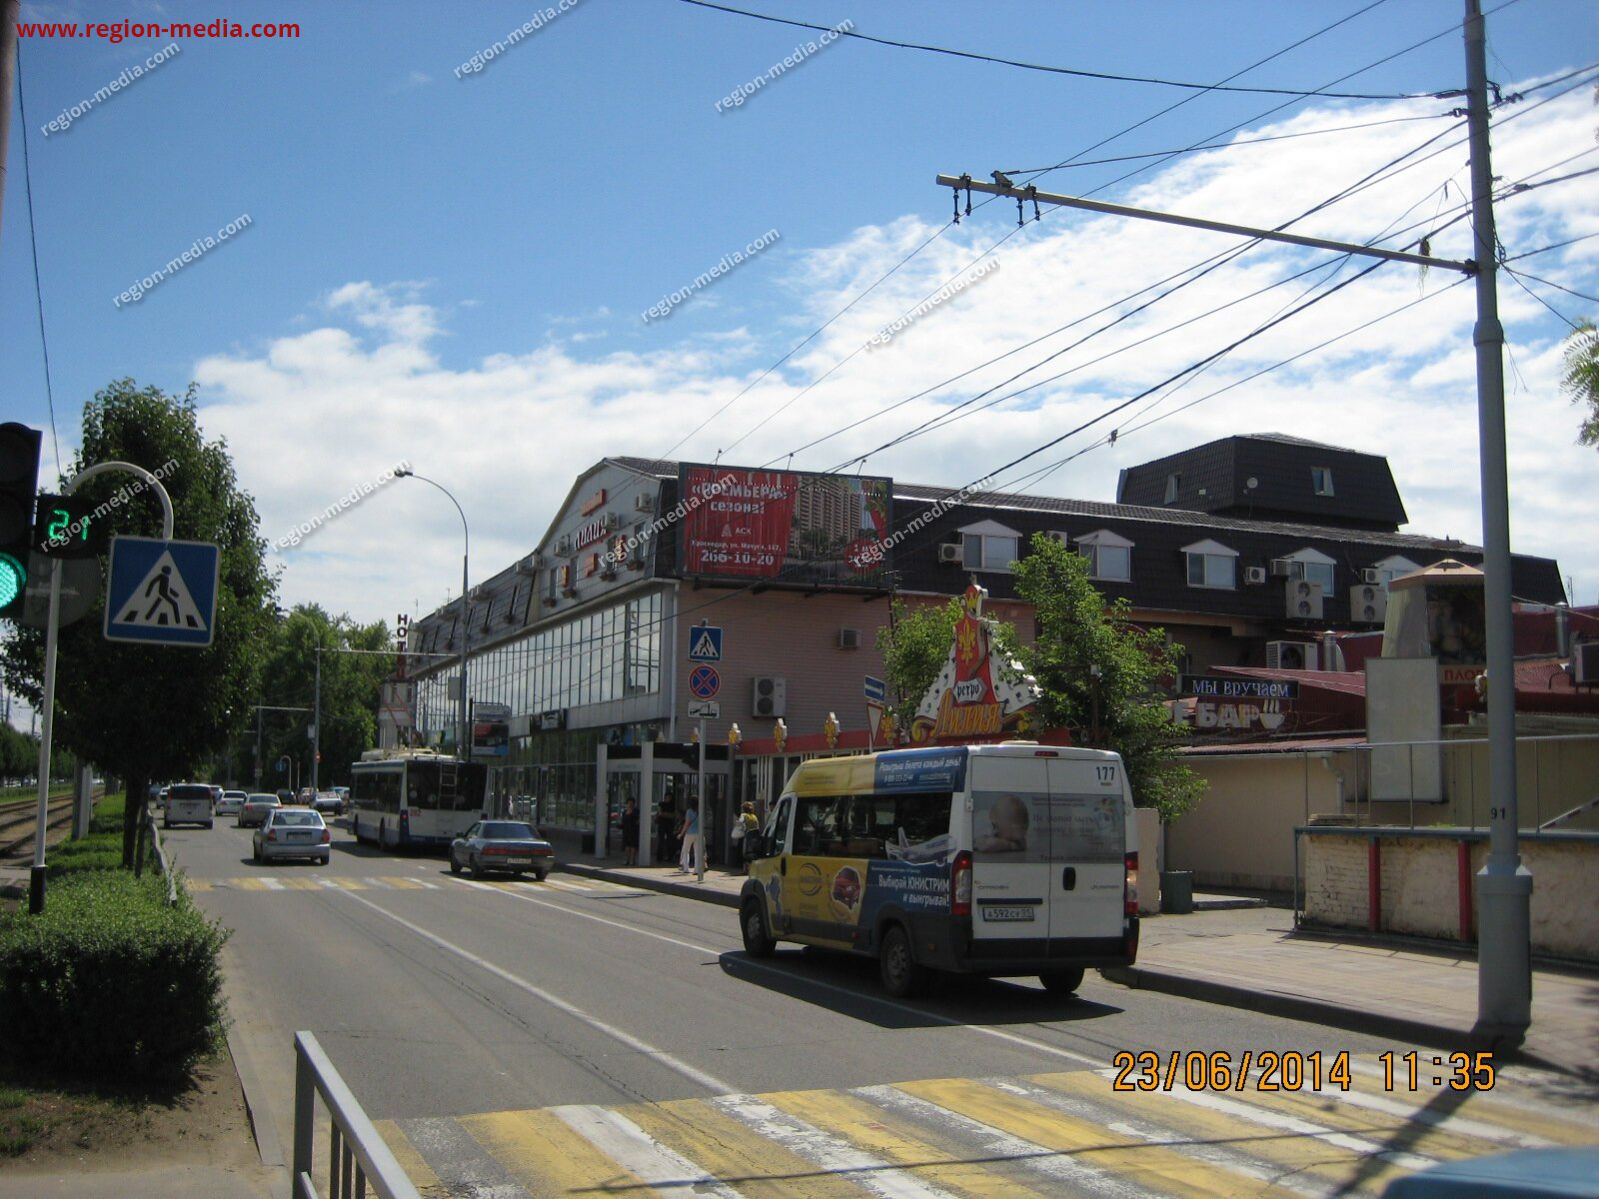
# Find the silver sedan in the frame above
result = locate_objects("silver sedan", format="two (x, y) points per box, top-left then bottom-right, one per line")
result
(449, 820), (554, 880)
(253, 808), (331, 865)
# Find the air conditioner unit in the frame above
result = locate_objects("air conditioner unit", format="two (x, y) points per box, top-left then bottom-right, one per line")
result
(634, 492), (655, 513)
(603, 512), (621, 531)
(752, 676), (787, 718)
(1573, 641), (1599, 686)
(938, 542), (963, 564)
(1361, 567), (1381, 585)
(1266, 640), (1319, 671)
(1285, 579), (1324, 620)
(1350, 584), (1387, 624)
(514, 553), (543, 576)
(556, 534), (574, 555)
(837, 628), (861, 650)
(1269, 558), (1300, 578)
(1243, 566), (1268, 586)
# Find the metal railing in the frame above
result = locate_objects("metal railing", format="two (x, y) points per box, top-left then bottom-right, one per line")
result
(293, 1031), (421, 1199)
(135, 800), (180, 907)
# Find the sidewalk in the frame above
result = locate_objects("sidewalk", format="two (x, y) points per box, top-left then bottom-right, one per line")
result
(562, 855), (1599, 1072)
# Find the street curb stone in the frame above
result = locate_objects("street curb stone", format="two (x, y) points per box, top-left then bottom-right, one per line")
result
(561, 862), (741, 907)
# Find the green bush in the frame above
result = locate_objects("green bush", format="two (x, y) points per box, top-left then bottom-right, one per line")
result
(0, 871), (228, 1083)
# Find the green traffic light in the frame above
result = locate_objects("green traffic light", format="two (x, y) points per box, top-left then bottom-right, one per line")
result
(0, 552), (23, 609)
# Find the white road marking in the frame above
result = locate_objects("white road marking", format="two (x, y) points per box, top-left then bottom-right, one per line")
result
(446, 875), (1105, 1069)
(553, 1105), (747, 1199)
(713, 1094), (962, 1199)
(258, 877), (284, 891)
(1090, 1069), (1438, 1172)
(332, 887), (734, 1094)
(854, 1085), (1149, 1199)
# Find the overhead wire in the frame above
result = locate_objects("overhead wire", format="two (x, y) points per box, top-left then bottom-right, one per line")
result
(673, 0), (1433, 99)
(13, 45), (63, 474)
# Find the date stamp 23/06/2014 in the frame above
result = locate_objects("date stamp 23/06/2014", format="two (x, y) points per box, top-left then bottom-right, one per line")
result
(1111, 1050), (1496, 1094)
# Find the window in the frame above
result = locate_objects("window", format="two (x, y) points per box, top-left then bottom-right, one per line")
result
(1182, 539), (1238, 589)
(1283, 547), (1336, 593)
(1075, 530), (1133, 582)
(1312, 467), (1334, 496)
(1373, 555), (1421, 587)
(1164, 472), (1181, 504)
(957, 520), (1021, 572)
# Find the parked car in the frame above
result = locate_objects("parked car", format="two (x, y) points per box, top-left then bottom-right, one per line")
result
(157, 786), (170, 810)
(311, 791), (344, 817)
(238, 793), (281, 829)
(276, 789), (294, 805)
(163, 783), (214, 829)
(253, 807), (331, 865)
(298, 787), (317, 805)
(449, 820), (555, 880)
(216, 790), (248, 816)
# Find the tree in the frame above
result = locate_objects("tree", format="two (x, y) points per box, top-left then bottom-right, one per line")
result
(0, 380), (277, 863)
(228, 606), (392, 790)
(875, 596), (963, 736)
(1561, 319), (1599, 448)
(1011, 533), (1205, 821)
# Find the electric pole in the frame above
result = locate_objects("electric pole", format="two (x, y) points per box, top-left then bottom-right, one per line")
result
(937, 0), (1530, 1033)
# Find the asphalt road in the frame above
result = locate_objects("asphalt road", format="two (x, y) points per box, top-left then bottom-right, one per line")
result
(166, 817), (1599, 1199)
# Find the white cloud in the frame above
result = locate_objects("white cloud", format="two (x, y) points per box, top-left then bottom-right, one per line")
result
(194, 78), (1599, 626)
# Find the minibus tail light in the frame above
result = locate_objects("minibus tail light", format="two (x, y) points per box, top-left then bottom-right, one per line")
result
(1124, 851), (1139, 916)
(951, 850), (972, 917)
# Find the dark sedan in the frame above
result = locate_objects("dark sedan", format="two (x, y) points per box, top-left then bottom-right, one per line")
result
(449, 820), (555, 880)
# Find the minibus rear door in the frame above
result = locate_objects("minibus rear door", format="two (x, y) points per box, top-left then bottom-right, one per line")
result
(1044, 757), (1127, 942)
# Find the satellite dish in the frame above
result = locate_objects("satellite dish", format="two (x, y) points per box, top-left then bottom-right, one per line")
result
(1246, 477), (1259, 489)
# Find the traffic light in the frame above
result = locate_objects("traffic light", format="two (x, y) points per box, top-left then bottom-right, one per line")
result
(0, 424), (43, 621)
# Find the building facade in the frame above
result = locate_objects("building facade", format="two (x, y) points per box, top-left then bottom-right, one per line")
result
(402, 438), (1566, 852)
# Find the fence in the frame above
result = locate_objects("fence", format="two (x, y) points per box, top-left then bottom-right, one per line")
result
(1166, 732), (1599, 894)
(293, 1030), (421, 1199)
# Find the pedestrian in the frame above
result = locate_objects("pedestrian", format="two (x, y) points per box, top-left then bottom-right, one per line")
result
(734, 801), (759, 874)
(621, 797), (639, 866)
(678, 801), (701, 873)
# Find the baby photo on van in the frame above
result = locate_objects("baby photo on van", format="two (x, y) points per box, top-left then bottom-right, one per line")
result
(973, 793), (1033, 854)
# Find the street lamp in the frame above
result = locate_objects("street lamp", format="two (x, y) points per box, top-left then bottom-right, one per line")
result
(395, 469), (471, 762)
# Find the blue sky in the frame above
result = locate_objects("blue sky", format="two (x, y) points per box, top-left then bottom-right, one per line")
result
(3, 0), (1597, 674)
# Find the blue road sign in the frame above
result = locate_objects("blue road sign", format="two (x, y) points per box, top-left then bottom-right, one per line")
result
(688, 664), (721, 700)
(688, 625), (723, 662)
(864, 675), (887, 703)
(104, 536), (219, 647)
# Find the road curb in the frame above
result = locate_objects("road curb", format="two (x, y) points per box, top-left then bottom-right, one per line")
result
(1099, 964), (1550, 1063)
(561, 862), (742, 908)
(225, 1013), (285, 1172)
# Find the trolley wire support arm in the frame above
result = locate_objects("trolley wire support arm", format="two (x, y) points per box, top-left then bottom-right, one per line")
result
(935, 175), (1475, 274)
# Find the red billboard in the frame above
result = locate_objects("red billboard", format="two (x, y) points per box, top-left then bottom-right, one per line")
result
(677, 465), (892, 586)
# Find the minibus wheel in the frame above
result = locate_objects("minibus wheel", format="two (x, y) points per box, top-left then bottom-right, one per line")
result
(741, 899), (776, 958)
(879, 926), (928, 998)
(1040, 967), (1085, 995)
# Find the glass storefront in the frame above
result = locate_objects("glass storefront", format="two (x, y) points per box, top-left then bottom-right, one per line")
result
(415, 591), (664, 750)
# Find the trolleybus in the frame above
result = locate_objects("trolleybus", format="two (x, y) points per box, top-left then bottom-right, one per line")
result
(349, 751), (488, 850)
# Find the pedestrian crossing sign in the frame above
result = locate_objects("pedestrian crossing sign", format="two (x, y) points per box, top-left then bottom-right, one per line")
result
(687, 624), (723, 662)
(104, 535), (220, 647)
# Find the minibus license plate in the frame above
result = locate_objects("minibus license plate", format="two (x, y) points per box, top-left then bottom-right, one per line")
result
(983, 905), (1036, 922)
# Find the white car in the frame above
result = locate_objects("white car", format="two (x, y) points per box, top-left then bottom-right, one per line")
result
(253, 808), (331, 865)
(216, 790), (248, 816)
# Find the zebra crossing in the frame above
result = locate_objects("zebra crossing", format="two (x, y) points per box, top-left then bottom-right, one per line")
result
(371, 1064), (1599, 1199)
(186, 873), (640, 895)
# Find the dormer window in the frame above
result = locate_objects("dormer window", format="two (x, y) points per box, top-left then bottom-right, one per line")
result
(1312, 467), (1334, 496)
(1182, 539), (1238, 589)
(1283, 547), (1336, 593)
(1164, 472), (1181, 504)
(958, 520), (1021, 572)
(1075, 529), (1133, 582)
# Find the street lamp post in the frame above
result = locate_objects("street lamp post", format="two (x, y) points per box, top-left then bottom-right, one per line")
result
(396, 469), (471, 762)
